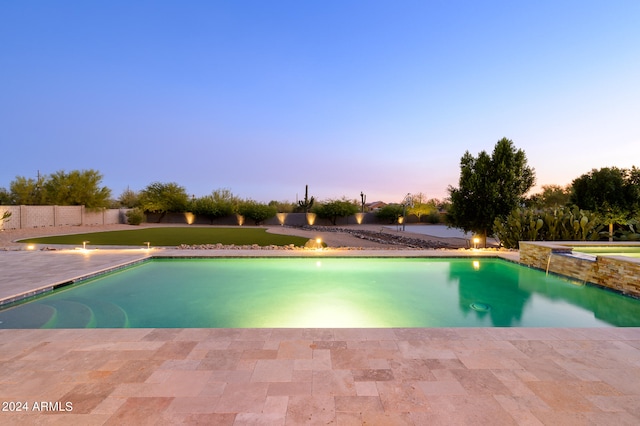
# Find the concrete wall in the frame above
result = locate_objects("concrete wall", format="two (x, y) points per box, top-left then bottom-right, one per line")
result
(0, 205), (128, 230)
(520, 241), (640, 298)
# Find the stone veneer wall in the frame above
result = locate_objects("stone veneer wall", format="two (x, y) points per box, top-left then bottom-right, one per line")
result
(0, 205), (127, 230)
(520, 241), (640, 298)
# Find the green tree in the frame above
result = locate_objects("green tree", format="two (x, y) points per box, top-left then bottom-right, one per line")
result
(0, 187), (11, 205)
(192, 189), (238, 223)
(447, 138), (535, 246)
(42, 170), (112, 208)
(268, 200), (295, 213)
(570, 166), (640, 239)
(375, 204), (404, 224)
(139, 182), (189, 221)
(570, 167), (638, 215)
(237, 200), (277, 225)
(315, 198), (359, 225)
(117, 187), (140, 208)
(9, 176), (46, 205)
(527, 185), (571, 209)
(408, 197), (438, 222)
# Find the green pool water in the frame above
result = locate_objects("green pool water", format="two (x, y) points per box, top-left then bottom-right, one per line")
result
(1, 258), (639, 328)
(571, 246), (640, 258)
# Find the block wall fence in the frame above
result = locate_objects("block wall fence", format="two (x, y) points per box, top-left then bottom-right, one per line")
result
(0, 205), (128, 230)
(1, 207), (430, 230)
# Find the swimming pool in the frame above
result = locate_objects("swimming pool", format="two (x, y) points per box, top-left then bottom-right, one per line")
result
(1, 257), (639, 328)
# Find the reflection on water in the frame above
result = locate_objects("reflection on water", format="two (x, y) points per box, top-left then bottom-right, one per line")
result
(450, 261), (531, 327)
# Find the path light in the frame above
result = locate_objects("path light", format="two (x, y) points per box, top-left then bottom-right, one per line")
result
(316, 238), (323, 250)
(82, 241), (89, 250)
(473, 237), (480, 249)
(27, 244), (35, 251)
(144, 242), (150, 250)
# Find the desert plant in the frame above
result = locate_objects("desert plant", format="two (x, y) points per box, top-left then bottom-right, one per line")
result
(297, 185), (315, 213)
(493, 208), (544, 249)
(237, 200), (277, 225)
(494, 206), (603, 248)
(315, 198), (359, 225)
(126, 208), (146, 225)
(375, 204), (404, 224)
(191, 189), (238, 224)
(0, 210), (11, 230)
(425, 210), (441, 224)
(139, 182), (189, 221)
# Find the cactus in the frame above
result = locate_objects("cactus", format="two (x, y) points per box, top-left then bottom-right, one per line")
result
(494, 205), (603, 248)
(298, 185), (315, 213)
(0, 211), (10, 227)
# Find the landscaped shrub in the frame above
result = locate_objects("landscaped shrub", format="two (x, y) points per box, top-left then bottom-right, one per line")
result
(126, 208), (146, 225)
(191, 190), (237, 224)
(375, 204), (404, 224)
(424, 211), (442, 224)
(493, 206), (602, 249)
(314, 199), (359, 225)
(237, 201), (277, 225)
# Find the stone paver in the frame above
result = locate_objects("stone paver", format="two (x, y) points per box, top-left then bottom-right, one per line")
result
(0, 328), (639, 424)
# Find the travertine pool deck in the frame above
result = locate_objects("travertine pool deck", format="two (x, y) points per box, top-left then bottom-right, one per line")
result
(1, 248), (640, 425)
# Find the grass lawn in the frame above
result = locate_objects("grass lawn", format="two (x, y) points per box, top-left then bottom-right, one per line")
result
(18, 227), (309, 247)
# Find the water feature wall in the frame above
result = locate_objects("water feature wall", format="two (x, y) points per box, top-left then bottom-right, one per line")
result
(520, 241), (640, 298)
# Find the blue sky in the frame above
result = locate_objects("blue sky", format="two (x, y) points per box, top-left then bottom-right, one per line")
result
(1, 0), (639, 204)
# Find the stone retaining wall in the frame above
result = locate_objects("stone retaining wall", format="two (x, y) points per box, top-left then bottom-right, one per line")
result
(520, 241), (640, 298)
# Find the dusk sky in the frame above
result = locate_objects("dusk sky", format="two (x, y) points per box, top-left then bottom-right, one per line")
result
(2, 1), (639, 204)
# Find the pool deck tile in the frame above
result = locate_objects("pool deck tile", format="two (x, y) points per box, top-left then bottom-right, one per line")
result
(1, 249), (640, 424)
(1, 327), (639, 424)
